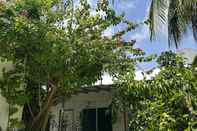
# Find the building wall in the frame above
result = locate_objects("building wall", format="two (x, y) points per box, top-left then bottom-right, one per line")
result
(0, 61), (12, 130)
(177, 48), (197, 64)
(0, 94), (9, 130)
(50, 90), (126, 131)
(0, 61), (22, 130)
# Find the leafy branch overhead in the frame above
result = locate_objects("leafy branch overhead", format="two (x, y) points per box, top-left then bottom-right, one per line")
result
(115, 51), (197, 130)
(111, 0), (197, 47)
(0, 0), (151, 130)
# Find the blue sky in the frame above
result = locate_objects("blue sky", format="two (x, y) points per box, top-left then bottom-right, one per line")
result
(113, 0), (197, 70)
(87, 0), (197, 70)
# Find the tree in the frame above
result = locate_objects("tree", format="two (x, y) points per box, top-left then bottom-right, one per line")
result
(148, 0), (197, 47)
(115, 51), (197, 130)
(193, 55), (197, 67)
(0, 0), (149, 130)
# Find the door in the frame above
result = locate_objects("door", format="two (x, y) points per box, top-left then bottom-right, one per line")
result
(81, 109), (96, 131)
(98, 108), (112, 131)
(81, 108), (112, 131)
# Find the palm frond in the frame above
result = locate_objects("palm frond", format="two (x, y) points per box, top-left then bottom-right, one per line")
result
(193, 55), (197, 67)
(192, 15), (197, 42)
(149, 0), (197, 48)
(148, 0), (156, 40)
(168, 0), (197, 47)
(148, 0), (168, 41)
(192, 1), (197, 42)
(168, 0), (187, 47)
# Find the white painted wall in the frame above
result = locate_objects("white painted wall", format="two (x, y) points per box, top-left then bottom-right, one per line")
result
(0, 94), (9, 130)
(50, 90), (126, 131)
(177, 48), (197, 64)
(0, 61), (13, 130)
(0, 61), (23, 130)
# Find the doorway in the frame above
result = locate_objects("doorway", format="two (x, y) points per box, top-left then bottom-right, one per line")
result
(81, 108), (112, 131)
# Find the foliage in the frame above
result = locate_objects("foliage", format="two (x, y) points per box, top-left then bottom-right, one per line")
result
(157, 51), (185, 67)
(115, 51), (197, 131)
(0, 0), (152, 130)
(193, 55), (197, 67)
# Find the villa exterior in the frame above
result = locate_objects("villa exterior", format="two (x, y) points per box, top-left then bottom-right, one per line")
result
(0, 61), (12, 131)
(0, 60), (23, 131)
(49, 85), (128, 131)
(177, 48), (197, 64)
(0, 48), (197, 131)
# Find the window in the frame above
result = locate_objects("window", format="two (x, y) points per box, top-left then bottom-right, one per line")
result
(81, 108), (112, 131)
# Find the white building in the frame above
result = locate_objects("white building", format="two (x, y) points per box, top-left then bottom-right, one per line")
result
(0, 48), (196, 130)
(177, 48), (197, 64)
(49, 85), (128, 131)
(0, 60), (13, 131)
(0, 61), (22, 131)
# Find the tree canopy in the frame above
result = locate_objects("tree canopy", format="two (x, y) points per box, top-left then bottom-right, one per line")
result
(115, 51), (197, 130)
(0, 0), (151, 130)
(0, 0), (196, 131)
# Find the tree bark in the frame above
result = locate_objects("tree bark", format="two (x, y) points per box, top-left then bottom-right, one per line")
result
(31, 81), (58, 131)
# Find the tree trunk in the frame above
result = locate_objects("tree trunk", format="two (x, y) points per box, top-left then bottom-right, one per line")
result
(30, 81), (58, 131)
(22, 81), (40, 130)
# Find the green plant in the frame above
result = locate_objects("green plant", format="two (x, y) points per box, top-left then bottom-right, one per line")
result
(0, 0), (149, 130)
(115, 51), (197, 130)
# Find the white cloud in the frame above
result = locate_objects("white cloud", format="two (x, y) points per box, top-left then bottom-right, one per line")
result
(135, 70), (144, 80)
(118, 0), (136, 11)
(94, 71), (144, 85)
(131, 25), (149, 42)
(95, 73), (113, 85)
(87, 0), (95, 7)
(135, 68), (160, 80)
(90, 9), (107, 18)
(102, 26), (114, 37)
(74, 0), (96, 9)
(94, 68), (161, 85)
